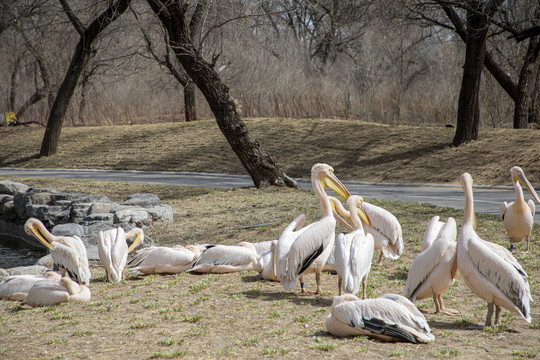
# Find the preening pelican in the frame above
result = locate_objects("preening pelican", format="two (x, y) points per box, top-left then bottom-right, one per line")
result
(459, 172), (532, 326)
(404, 216), (459, 315)
(24, 218), (91, 285)
(22, 276), (91, 307)
(326, 293), (434, 343)
(329, 197), (402, 264)
(127, 244), (204, 274)
(279, 163), (359, 294)
(0, 272), (61, 301)
(98, 227), (144, 282)
(187, 243), (259, 274)
(333, 196), (374, 298)
(500, 166), (540, 252)
(255, 241), (279, 281)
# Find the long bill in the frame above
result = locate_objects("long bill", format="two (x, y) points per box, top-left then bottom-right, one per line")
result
(355, 204), (372, 227)
(321, 171), (351, 201)
(127, 231), (144, 253)
(27, 224), (54, 250)
(517, 172), (540, 204)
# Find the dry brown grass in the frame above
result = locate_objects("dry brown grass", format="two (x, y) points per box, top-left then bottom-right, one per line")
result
(0, 119), (539, 359)
(1, 118), (539, 186)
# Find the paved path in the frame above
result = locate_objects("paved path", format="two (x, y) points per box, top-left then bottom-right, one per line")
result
(0, 167), (538, 224)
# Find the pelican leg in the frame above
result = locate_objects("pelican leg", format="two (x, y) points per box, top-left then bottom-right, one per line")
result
(377, 251), (383, 264)
(300, 276), (310, 294)
(438, 294), (460, 315)
(485, 303), (494, 327)
(315, 272), (322, 294)
(525, 236), (531, 253)
(433, 294), (441, 314)
(494, 305), (502, 326)
(338, 276), (342, 296)
(362, 276), (367, 299)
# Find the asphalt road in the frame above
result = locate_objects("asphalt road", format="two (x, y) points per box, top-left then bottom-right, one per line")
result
(0, 167), (538, 225)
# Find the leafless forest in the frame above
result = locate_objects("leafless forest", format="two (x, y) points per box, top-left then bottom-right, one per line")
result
(0, 1), (537, 128)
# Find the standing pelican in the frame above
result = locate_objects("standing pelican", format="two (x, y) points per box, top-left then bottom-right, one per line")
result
(22, 276), (91, 307)
(187, 243), (259, 274)
(279, 164), (363, 294)
(326, 293), (434, 343)
(421, 215), (445, 252)
(404, 216), (459, 315)
(0, 272), (61, 301)
(333, 196), (374, 298)
(24, 218), (91, 285)
(127, 244), (204, 274)
(500, 166), (540, 252)
(98, 227), (144, 282)
(458, 172), (532, 326)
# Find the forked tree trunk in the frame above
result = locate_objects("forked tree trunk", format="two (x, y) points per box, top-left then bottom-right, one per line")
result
(147, 0), (298, 189)
(39, 0), (131, 156)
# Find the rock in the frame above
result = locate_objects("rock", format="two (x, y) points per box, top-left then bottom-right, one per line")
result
(52, 223), (85, 239)
(88, 202), (115, 215)
(70, 203), (92, 223)
(114, 208), (152, 228)
(80, 213), (114, 226)
(8, 265), (50, 276)
(0, 268), (9, 281)
(125, 193), (161, 206)
(0, 180), (30, 195)
(35, 254), (54, 269)
(147, 205), (174, 222)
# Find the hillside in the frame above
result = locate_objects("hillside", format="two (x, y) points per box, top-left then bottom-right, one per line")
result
(1, 118), (539, 186)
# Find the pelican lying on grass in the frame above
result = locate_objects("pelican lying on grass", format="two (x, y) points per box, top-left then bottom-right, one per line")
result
(24, 218), (91, 285)
(404, 216), (459, 315)
(278, 164), (358, 294)
(22, 276), (91, 307)
(128, 244), (205, 274)
(326, 293), (434, 343)
(187, 242), (259, 274)
(500, 166), (540, 252)
(98, 227), (144, 282)
(0, 272), (61, 301)
(255, 241), (279, 281)
(332, 196), (374, 298)
(459, 172), (532, 326)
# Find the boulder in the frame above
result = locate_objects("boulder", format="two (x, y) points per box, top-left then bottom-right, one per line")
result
(0, 180), (30, 195)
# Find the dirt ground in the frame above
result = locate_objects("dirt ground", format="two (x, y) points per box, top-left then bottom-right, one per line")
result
(0, 119), (539, 359)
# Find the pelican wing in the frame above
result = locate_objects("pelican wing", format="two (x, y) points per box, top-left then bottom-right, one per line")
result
(500, 201), (509, 220)
(275, 214), (310, 280)
(281, 216), (335, 289)
(330, 295), (434, 343)
(188, 245), (258, 273)
(98, 228), (128, 282)
(405, 218), (457, 301)
(22, 279), (69, 307)
(421, 216), (444, 252)
(128, 246), (198, 274)
(335, 233), (352, 290)
(349, 232), (374, 292)
(51, 237), (91, 285)
(468, 236), (531, 321)
(362, 202), (403, 259)
(528, 199), (536, 216)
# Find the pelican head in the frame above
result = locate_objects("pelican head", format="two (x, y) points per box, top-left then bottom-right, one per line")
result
(24, 218), (54, 250)
(332, 293), (360, 307)
(126, 228), (144, 253)
(511, 166), (540, 204)
(347, 195), (372, 227)
(312, 163), (351, 200)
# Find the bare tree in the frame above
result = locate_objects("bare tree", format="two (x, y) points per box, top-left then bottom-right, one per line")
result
(146, 0), (298, 189)
(39, 0), (132, 156)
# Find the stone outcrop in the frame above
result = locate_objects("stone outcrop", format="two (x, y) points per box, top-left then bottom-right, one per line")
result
(0, 180), (173, 266)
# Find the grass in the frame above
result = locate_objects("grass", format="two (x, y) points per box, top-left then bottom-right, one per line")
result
(0, 119), (539, 359)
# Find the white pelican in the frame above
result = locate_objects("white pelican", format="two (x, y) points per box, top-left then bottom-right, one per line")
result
(500, 166), (540, 252)
(279, 164), (363, 294)
(326, 293), (434, 343)
(127, 244), (204, 274)
(328, 197), (402, 264)
(98, 227), (144, 282)
(24, 218), (91, 285)
(333, 195), (374, 298)
(255, 241), (279, 281)
(240, 240), (274, 255)
(22, 276), (91, 307)
(187, 242), (259, 274)
(404, 216), (459, 315)
(458, 172), (532, 326)
(0, 272), (61, 301)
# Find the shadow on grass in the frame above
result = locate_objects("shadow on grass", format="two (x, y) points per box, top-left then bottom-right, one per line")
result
(242, 288), (333, 307)
(0, 153), (41, 167)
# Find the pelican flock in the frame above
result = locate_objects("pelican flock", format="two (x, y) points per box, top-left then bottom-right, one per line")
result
(3, 164), (537, 347)
(500, 166), (540, 252)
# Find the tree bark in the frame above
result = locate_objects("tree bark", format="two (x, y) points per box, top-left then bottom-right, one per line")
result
(184, 81), (197, 121)
(146, 0), (298, 189)
(39, 0), (131, 156)
(514, 36), (540, 128)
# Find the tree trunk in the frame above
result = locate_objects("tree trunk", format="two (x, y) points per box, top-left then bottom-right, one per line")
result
(39, 0), (131, 156)
(147, 0), (298, 189)
(514, 37), (540, 128)
(453, 8), (490, 146)
(184, 81), (197, 121)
